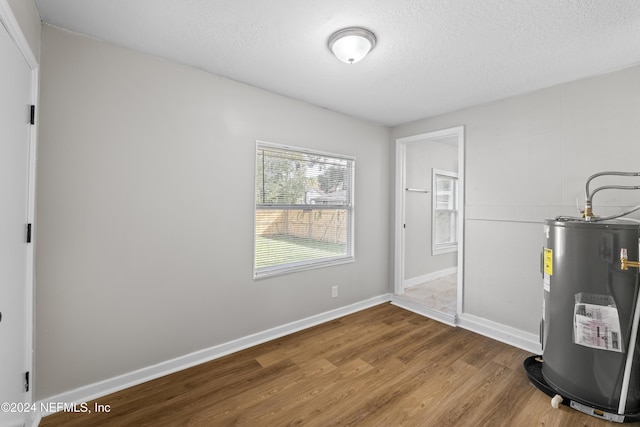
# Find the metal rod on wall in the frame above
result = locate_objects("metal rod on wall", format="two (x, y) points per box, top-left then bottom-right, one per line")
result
(405, 188), (430, 193)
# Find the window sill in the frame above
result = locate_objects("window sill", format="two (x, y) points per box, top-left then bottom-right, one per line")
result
(432, 244), (458, 256)
(254, 256), (355, 280)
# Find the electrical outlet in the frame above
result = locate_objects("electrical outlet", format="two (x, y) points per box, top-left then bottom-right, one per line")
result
(331, 286), (338, 298)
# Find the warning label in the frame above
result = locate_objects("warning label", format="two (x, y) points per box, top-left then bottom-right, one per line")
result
(543, 248), (553, 276)
(574, 299), (623, 353)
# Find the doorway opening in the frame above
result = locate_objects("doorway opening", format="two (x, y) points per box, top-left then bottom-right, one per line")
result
(392, 126), (464, 326)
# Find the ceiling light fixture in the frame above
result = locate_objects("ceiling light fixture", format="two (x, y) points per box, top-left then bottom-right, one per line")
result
(328, 27), (376, 64)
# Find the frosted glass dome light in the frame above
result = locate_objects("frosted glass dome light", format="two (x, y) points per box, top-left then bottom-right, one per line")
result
(328, 27), (376, 64)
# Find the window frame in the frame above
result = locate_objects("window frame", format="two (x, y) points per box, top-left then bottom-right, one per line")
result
(253, 141), (355, 279)
(431, 168), (458, 255)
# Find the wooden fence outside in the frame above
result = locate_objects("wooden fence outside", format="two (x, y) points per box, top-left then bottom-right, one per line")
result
(256, 209), (347, 244)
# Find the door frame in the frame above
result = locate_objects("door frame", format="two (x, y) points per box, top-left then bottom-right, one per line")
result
(0, 0), (39, 409)
(394, 126), (465, 316)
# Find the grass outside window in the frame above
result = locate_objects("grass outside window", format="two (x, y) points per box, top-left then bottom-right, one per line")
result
(255, 235), (346, 268)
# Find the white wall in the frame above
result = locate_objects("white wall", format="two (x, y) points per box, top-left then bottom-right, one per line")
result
(35, 25), (390, 400)
(404, 140), (457, 280)
(391, 64), (640, 335)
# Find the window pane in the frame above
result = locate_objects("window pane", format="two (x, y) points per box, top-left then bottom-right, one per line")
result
(434, 211), (453, 244)
(435, 175), (454, 209)
(255, 142), (354, 278)
(255, 209), (348, 269)
(437, 178), (451, 192)
(256, 147), (351, 206)
(436, 195), (450, 210)
(432, 169), (458, 254)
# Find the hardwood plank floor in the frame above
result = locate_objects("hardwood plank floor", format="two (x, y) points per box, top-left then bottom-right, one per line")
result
(39, 303), (633, 426)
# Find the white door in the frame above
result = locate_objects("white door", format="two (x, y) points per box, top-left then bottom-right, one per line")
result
(0, 19), (33, 427)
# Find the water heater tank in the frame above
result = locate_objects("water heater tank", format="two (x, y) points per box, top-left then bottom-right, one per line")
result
(538, 219), (640, 418)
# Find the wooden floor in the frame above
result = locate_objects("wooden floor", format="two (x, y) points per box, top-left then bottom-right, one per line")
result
(40, 303), (630, 426)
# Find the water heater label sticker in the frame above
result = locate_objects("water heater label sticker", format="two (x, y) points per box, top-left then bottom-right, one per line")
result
(573, 301), (623, 353)
(543, 274), (550, 292)
(543, 248), (553, 276)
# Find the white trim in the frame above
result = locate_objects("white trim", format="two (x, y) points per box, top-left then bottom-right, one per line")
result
(391, 296), (457, 327)
(256, 140), (356, 162)
(455, 127), (465, 316)
(0, 1), (37, 68)
(388, 301), (541, 353)
(431, 168), (459, 256)
(36, 294), (392, 419)
(34, 295), (543, 423)
(403, 266), (457, 288)
(394, 126), (465, 321)
(394, 141), (406, 294)
(458, 313), (542, 354)
(432, 243), (457, 256)
(254, 256), (355, 280)
(0, 4), (38, 427)
(24, 63), (39, 427)
(253, 140), (356, 279)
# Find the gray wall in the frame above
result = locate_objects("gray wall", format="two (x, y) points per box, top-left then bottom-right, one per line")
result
(391, 64), (640, 334)
(404, 140), (457, 280)
(35, 25), (390, 399)
(6, 0), (40, 60)
(34, 13), (640, 402)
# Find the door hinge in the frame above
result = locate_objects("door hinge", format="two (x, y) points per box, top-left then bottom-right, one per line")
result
(25, 371), (29, 392)
(26, 223), (32, 243)
(30, 105), (35, 125)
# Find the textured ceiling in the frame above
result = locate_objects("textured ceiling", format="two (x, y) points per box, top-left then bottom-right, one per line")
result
(34, 0), (640, 126)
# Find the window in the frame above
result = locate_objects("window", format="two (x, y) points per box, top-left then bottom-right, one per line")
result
(254, 141), (355, 278)
(432, 169), (458, 255)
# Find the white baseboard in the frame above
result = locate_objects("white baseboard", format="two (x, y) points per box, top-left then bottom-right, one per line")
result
(34, 293), (542, 424)
(36, 294), (392, 420)
(404, 267), (457, 289)
(390, 296), (457, 326)
(392, 295), (541, 354)
(27, 413), (40, 427)
(458, 313), (542, 354)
